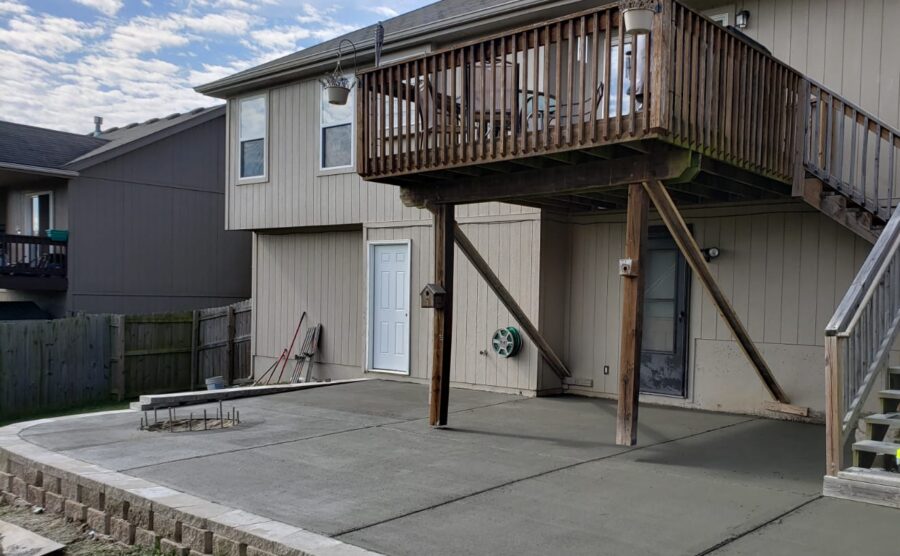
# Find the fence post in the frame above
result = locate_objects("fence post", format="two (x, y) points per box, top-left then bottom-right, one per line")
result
(111, 315), (126, 401)
(190, 310), (200, 390)
(226, 305), (236, 386)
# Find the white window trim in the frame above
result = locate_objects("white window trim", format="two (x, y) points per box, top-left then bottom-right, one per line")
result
(318, 76), (355, 175)
(365, 239), (412, 375)
(236, 92), (268, 185)
(708, 12), (729, 26)
(24, 190), (54, 237)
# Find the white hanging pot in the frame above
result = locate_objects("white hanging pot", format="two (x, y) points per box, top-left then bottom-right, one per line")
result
(326, 85), (351, 105)
(622, 7), (654, 34)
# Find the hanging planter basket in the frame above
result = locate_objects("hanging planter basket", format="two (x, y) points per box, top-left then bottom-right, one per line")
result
(620, 0), (657, 34)
(320, 39), (359, 106)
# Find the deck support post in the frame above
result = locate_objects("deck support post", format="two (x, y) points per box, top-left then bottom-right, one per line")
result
(643, 180), (791, 405)
(616, 184), (649, 446)
(430, 204), (455, 426)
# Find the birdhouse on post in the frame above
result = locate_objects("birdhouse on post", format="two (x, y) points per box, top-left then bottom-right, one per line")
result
(420, 283), (446, 309)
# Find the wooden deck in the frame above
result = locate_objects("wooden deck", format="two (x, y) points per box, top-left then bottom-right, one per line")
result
(0, 233), (67, 291)
(356, 0), (900, 222)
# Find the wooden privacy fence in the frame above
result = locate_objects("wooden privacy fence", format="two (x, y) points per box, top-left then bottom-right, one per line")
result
(111, 300), (252, 399)
(0, 315), (111, 421)
(0, 300), (251, 420)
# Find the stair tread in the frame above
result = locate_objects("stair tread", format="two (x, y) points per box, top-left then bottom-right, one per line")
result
(854, 439), (900, 454)
(840, 467), (900, 486)
(888, 366), (900, 373)
(865, 413), (900, 425)
(879, 389), (900, 399)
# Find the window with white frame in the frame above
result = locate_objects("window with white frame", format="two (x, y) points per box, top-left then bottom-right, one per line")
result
(320, 79), (353, 169)
(239, 94), (267, 179)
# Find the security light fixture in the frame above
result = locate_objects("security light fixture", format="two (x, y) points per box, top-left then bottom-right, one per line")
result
(735, 10), (750, 29)
(702, 247), (721, 262)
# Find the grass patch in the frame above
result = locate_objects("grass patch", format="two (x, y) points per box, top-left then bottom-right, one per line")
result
(0, 400), (132, 428)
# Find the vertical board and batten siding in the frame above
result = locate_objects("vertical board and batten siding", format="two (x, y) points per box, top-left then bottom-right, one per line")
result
(734, 0), (900, 130)
(561, 203), (873, 415)
(0, 315), (111, 420)
(67, 116), (251, 314)
(251, 219), (542, 392)
(224, 80), (537, 232)
(252, 230), (365, 377)
(367, 220), (541, 391)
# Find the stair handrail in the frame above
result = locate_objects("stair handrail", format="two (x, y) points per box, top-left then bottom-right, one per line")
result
(825, 207), (900, 475)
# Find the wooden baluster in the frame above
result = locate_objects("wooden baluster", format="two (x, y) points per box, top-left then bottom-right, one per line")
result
(567, 20), (575, 145)
(836, 99), (846, 189)
(501, 36), (508, 157)
(591, 12), (600, 142)
(642, 14), (651, 135)
(556, 21), (563, 147)
(861, 115), (869, 210)
(468, 44), (475, 163)
(543, 25), (551, 149)
(578, 15), (587, 144)
(602, 12), (611, 141)
(388, 65), (395, 174)
(512, 34), (521, 156)
(450, 50), (457, 164)
(533, 28), (540, 152)
(480, 42), (487, 161)
(874, 124), (882, 214)
(629, 15), (639, 138)
(688, 13), (699, 146)
(849, 107), (858, 201)
(888, 134), (896, 213)
(491, 39), (498, 160)
(616, 14), (625, 139)
(520, 32), (529, 155)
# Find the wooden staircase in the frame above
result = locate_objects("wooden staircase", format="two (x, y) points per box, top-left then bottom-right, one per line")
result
(851, 367), (900, 471)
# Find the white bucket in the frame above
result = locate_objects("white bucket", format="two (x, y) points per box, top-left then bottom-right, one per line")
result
(205, 376), (226, 390)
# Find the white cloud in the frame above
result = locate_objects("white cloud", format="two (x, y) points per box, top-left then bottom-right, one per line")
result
(0, 1), (27, 15)
(73, 0), (123, 17)
(106, 16), (188, 54)
(0, 14), (102, 58)
(367, 6), (398, 18)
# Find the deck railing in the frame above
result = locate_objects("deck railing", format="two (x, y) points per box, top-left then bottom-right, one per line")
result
(356, 0), (804, 184)
(804, 81), (900, 221)
(0, 234), (68, 279)
(825, 208), (900, 475)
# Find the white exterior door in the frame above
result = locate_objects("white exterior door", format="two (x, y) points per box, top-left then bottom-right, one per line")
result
(369, 242), (410, 373)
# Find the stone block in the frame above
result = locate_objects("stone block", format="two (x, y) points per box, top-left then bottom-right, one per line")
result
(64, 499), (87, 522)
(2, 491), (17, 506)
(212, 535), (243, 556)
(246, 547), (275, 556)
(111, 516), (136, 545)
(87, 507), (110, 534)
(11, 477), (27, 498)
(182, 523), (212, 554)
(0, 471), (12, 491)
(26, 484), (45, 506)
(154, 511), (179, 540)
(44, 492), (64, 514)
(129, 506), (153, 530)
(160, 538), (190, 556)
(135, 527), (160, 550)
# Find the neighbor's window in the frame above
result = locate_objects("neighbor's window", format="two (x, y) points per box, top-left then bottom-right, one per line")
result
(239, 94), (267, 179)
(321, 81), (353, 169)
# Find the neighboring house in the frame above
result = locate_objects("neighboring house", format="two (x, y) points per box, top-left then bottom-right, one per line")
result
(0, 106), (250, 316)
(198, 0), (900, 500)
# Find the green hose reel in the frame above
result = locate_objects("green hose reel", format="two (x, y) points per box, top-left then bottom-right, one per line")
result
(491, 326), (522, 358)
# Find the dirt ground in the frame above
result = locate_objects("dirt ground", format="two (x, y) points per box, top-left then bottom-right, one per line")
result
(0, 498), (157, 556)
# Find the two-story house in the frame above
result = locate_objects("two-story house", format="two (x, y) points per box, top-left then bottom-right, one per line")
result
(0, 107), (250, 316)
(198, 0), (900, 503)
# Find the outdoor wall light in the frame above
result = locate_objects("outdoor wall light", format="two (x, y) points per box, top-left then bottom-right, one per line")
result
(702, 247), (721, 262)
(735, 10), (750, 29)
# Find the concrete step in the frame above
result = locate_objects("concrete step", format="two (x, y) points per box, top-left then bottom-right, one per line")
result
(824, 467), (900, 509)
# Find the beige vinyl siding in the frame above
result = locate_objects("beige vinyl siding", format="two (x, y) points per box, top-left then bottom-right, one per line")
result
(560, 201), (871, 416)
(367, 219), (541, 392)
(252, 230), (365, 378)
(733, 0), (900, 129)
(224, 80), (537, 231)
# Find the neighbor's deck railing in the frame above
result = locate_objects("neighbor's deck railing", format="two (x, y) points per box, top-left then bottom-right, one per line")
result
(0, 233), (67, 278)
(356, 0), (804, 184)
(825, 208), (900, 475)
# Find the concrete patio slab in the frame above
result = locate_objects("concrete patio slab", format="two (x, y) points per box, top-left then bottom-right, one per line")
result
(6, 379), (899, 556)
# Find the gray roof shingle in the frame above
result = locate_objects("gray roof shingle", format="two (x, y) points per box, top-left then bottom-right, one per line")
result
(0, 120), (107, 170)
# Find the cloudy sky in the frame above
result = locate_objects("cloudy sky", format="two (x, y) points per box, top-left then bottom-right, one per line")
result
(0, 0), (430, 134)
